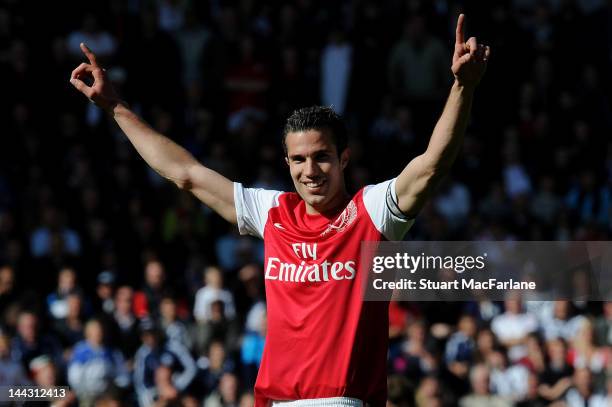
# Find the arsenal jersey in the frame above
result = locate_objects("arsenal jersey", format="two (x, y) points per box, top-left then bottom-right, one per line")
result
(234, 179), (413, 406)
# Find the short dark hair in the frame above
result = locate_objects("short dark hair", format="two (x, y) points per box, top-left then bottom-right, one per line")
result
(283, 106), (348, 156)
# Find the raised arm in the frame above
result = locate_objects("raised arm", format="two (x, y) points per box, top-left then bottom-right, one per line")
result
(70, 43), (237, 224)
(395, 14), (489, 218)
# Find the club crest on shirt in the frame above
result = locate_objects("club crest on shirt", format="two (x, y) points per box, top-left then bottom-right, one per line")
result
(321, 200), (357, 236)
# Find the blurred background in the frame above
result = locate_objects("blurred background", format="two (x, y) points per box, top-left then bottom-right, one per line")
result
(0, 0), (611, 406)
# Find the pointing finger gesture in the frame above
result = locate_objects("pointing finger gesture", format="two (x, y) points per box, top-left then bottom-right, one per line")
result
(81, 42), (99, 67)
(451, 14), (490, 88)
(453, 14), (466, 66)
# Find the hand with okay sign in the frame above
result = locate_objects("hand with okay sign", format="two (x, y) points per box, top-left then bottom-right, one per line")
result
(451, 14), (490, 88)
(69, 43), (122, 112)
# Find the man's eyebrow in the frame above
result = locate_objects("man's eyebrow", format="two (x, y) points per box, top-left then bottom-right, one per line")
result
(288, 146), (335, 160)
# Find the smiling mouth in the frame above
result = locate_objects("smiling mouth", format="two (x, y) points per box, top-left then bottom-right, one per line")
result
(303, 180), (326, 190)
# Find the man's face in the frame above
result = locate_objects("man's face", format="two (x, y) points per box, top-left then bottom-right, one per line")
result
(17, 313), (37, 342)
(0, 267), (14, 294)
(285, 130), (348, 214)
(145, 261), (164, 289)
(115, 286), (133, 314)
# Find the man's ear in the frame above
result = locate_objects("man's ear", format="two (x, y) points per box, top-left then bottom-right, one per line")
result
(285, 156), (290, 167)
(340, 148), (350, 170)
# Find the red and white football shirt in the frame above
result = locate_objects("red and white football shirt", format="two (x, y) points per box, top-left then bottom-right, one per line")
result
(234, 179), (413, 407)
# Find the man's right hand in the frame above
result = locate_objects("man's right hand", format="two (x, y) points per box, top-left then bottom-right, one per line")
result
(70, 43), (121, 112)
(68, 43), (238, 224)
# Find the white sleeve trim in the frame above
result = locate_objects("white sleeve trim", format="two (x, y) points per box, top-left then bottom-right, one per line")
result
(234, 183), (282, 239)
(363, 178), (415, 241)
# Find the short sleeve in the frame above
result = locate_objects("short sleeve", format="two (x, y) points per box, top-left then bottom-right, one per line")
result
(363, 178), (414, 241)
(234, 183), (283, 239)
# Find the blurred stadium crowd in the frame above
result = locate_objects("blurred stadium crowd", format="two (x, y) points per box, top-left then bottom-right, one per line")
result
(0, 0), (611, 406)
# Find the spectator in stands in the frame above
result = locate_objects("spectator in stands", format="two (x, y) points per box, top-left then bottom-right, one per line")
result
(520, 333), (546, 374)
(239, 264), (266, 333)
(67, 319), (129, 407)
(566, 170), (602, 225)
(193, 266), (236, 322)
(491, 297), (538, 362)
(568, 318), (609, 376)
(30, 207), (81, 258)
(224, 36), (270, 133)
(369, 98), (410, 144)
(159, 294), (191, 348)
(204, 372), (240, 407)
(538, 338), (573, 403)
(134, 318), (196, 407)
(594, 301), (611, 347)
(194, 339), (236, 399)
(93, 393), (126, 407)
(52, 292), (85, 349)
(241, 310), (266, 388)
(564, 368), (608, 407)
(174, 11), (210, 87)
(415, 375), (446, 407)
(94, 271), (116, 315)
(459, 364), (512, 407)
(192, 299), (241, 356)
(516, 372), (547, 407)
(387, 15), (448, 132)
(215, 227), (264, 271)
(386, 374), (414, 407)
(153, 364), (200, 407)
(473, 328), (498, 365)
(477, 184), (512, 229)
(239, 392), (256, 407)
(134, 260), (167, 319)
(502, 150), (532, 199)
(47, 266), (81, 320)
(10, 311), (63, 372)
(109, 285), (140, 360)
(0, 265), (17, 313)
(463, 300), (503, 325)
(487, 349), (530, 402)
(390, 320), (437, 380)
(388, 298), (417, 342)
(445, 314), (477, 381)
(434, 177), (471, 231)
(388, 15), (448, 103)
(320, 29), (352, 115)
(530, 176), (561, 226)
(30, 355), (77, 406)
(542, 300), (587, 342)
(0, 330), (29, 385)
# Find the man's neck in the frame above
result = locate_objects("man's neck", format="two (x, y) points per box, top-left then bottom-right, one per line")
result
(306, 190), (351, 217)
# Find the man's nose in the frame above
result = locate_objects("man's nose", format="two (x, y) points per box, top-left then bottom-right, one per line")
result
(303, 158), (320, 177)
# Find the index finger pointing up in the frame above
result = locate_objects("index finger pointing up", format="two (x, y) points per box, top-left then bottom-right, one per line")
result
(80, 42), (98, 66)
(455, 14), (465, 45)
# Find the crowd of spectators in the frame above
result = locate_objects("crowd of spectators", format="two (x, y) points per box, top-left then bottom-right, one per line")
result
(0, 0), (611, 406)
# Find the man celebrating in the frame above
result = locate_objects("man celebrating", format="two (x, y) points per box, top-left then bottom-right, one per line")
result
(70, 14), (489, 407)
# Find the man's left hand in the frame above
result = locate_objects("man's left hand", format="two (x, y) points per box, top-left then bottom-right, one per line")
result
(451, 14), (490, 88)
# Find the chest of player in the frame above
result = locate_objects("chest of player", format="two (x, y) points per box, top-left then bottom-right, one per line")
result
(261, 197), (381, 285)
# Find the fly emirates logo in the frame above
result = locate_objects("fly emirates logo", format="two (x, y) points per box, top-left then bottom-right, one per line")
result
(265, 243), (356, 282)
